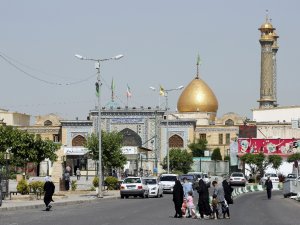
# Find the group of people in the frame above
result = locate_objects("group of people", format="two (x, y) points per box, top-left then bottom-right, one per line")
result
(172, 177), (233, 220)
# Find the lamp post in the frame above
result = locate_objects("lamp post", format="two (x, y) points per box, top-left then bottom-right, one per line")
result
(75, 53), (123, 198)
(150, 85), (184, 174)
(4, 148), (11, 197)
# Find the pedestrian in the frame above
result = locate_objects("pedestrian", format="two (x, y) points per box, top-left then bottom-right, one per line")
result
(43, 176), (55, 211)
(173, 180), (184, 218)
(187, 191), (196, 218)
(222, 177), (233, 204)
(211, 194), (219, 219)
(197, 178), (211, 219)
(212, 180), (229, 219)
(76, 168), (81, 180)
(64, 171), (70, 191)
(265, 176), (273, 199)
(182, 177), (193, 199)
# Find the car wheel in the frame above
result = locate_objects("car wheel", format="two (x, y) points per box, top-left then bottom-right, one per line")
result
(160, 193), (163, 198)
(120, 194), (124, 199)
(125, 195), (129, 199)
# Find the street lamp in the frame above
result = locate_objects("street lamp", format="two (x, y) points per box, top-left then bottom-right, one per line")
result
(75, 53), (123, 198)
(164, 86), (184, 174)
(4, 148), (11, 197)
(150, 85), (184, 174)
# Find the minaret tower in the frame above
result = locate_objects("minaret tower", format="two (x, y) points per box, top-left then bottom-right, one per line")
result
(258, 11), (277, 108)
(272, 27), (279, 106)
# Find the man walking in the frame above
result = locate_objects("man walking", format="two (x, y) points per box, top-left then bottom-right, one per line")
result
(265, 176), (273, 199)
(43, 176), (55, 211)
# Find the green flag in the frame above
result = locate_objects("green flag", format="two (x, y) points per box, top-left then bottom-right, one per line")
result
(196, 54), (201, 66)
(95, 82), (99, 97)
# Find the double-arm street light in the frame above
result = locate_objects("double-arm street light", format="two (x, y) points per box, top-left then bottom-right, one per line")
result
(75, 53), (123, 198)
(150, 85), (184, 174)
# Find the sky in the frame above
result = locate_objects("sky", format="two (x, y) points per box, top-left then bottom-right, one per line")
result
(1, 0), (300, 121)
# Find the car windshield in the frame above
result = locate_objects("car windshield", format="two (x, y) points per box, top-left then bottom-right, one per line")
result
(145, 179), (157, 185)
(265, 174), (277, 177)
(231, 173), (244, 177)
(123, 178), (141, 184)
(179, 175), (194, 181)
(160, 176), (177, 181)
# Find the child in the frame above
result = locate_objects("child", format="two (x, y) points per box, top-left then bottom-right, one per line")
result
(181, 198), (187, 217)
(211, 194), (219, 219)
(187, 191), (196, 219)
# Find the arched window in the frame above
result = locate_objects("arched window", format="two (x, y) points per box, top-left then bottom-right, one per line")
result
(72, 135), (86, 147)
(44, 120), (53, 126)
(119, 128), (142, 146)
(225, 119), (234, 126)
(169, 134), (184, 148)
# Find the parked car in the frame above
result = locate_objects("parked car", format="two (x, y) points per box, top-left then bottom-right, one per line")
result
(144, 177), (163, 198)
(159, 174), (178, 193)
(229, 172), (247, 187)
(260, 173), (279, 185)
(178, 174), (198, 190)
(286, 174), (298, 180)
(120, 176), (149, 198)
(187, 172), (211, 187)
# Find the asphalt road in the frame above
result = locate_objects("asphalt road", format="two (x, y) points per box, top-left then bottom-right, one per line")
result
(0, 191), (299, 225)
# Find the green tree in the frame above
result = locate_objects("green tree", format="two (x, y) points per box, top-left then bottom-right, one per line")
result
(240, 153), (267, 178)
(188, 139), (207, 157)
(85, 131), (126, 170)
(268, 155), (283, 171)
(211, 148), (222, 161)
(287, 153), (300, 163)
(161, 148), (193, 174)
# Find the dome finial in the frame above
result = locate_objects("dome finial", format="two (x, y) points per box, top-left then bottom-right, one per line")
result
(196, 54), (201, 79)
(265, 9), (269, 23)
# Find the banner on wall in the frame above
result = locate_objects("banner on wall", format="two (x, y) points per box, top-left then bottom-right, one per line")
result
(238, 138), (300, 156)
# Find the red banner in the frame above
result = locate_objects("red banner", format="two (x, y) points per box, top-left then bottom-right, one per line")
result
(238, 138), (300, 156)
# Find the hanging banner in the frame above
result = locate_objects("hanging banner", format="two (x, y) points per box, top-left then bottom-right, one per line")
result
(238, 138), (300, 156)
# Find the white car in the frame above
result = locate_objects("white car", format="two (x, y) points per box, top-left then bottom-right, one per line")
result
(188, 172), (211, 187)
(260, 173), (279, 185)
(144, 177), (163, 198)
(120, 177), (149, 198)
(159, 174), (178, 193)
(229, 172), (247, 187)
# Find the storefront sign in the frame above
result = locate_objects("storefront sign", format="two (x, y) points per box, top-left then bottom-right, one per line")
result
(64, 147), (88, 155)
(121, 146), (138, 155)
(238, 138), (300, 156)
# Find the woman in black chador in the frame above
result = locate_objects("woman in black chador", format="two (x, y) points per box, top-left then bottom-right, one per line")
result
(172, 180), (184, 218)
(43, 176), (55, 211)
(197, 178), (211, 219)
(222, 178), (233, 204)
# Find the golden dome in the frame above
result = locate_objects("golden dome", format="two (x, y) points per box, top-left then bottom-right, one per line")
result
(177, 77), (218, 113)
(260, 22), (273, 30)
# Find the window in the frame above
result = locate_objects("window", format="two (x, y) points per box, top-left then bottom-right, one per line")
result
(53, 134), (60, 143)
(219, 134), (223, 145)
(44, 120), (53, 126)
(72, 135), (86, 146)
(199, 133), (206, 140)
(226, 133), (230, 144)
(225, 119), (234, 126)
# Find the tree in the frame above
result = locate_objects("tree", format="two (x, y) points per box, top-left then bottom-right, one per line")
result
(211, 148), (222, 161)
(240, 153), (269, 180)
(268, 155), (283, 171)
(161, 148), (193, 174)
(85, 131), (127, 170)
(0, 126), (59, 167)
(287, 153), (300, 163)
(188, 139), (207, 157)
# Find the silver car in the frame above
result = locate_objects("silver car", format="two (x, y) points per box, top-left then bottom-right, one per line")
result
(120, 177), (149, 198)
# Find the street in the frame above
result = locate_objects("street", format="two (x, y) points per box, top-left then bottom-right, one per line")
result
(0, 191), (299, 225)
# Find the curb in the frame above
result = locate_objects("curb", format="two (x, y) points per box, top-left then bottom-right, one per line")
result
(0, 195), (120, 212)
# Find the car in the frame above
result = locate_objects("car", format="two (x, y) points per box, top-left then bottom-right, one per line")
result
(187, 172), (211, 187)
(178, 174), (198, 190)
(260, 173), (279, 185)
(229, 172), (247, 187)
(159, 174), (178, 193)
(286, 174), (298, 180)
(144, 177), (163, 198)
(120, 176), (149, 198)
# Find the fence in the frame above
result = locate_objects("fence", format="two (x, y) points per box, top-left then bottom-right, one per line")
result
(191, 159), (229, 176)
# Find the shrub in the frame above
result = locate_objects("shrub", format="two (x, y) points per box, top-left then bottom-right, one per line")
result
(71, 180), (77, 191)
(17, 179), (30, 195)
(29, 181), (45, 193)
(93, 176), (99, 187)
(90, 186), (96, 191)
(104, 176), (119, 190)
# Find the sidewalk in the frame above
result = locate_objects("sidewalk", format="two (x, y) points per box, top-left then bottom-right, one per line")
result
(0, 190), (120, 211)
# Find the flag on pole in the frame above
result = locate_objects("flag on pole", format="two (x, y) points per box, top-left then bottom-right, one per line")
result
(159, 85), (165, 96)
(111, 78), (115, 91)
(126, 84), (132, 97)
(95, 82), (99, 97)
(196, 54), (201, 66)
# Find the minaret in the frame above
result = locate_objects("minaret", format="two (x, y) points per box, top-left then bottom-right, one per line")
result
(258, 11), (276, 108)
(272, 29), (279, 106)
